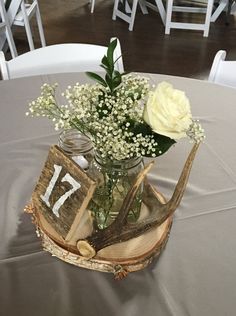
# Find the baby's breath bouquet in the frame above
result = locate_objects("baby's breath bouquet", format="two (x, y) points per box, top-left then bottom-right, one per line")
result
(27, 39), (204, 229)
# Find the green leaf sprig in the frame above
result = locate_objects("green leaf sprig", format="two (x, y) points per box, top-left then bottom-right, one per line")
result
(86, 39), (123, 95)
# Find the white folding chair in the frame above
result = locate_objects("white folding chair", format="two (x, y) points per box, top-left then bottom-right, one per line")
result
(0, 0), (46, 52)
(165, 0), (214, 37)
(210, 0), (235, 24)
(113, 0), (141, 31)
(208, 50), (236, 88)
(13, 0), (46, 50)
(90, 0), (96, 13)
(0, 38), (124, 80)
(211, 0), (228, 22)
(112, 0), (165, 31)
(0, 0), (17, 57)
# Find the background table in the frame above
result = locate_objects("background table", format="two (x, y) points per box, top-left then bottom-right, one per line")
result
(0, 72), (236, 316)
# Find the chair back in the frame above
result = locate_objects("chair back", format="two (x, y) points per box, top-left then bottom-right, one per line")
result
(0, 39), (124, 80)
(208, 50), (236, 88)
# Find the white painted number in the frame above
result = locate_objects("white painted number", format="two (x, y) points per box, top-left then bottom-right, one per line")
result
(41, 164), (62, 208)
(40, 164), (81, 218)
(52, 173), (81, 217)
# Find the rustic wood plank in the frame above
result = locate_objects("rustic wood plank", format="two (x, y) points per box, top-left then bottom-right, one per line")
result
(32, 145), (96, 240)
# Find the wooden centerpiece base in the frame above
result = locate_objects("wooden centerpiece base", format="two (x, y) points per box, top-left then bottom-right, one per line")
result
(27, 190), (172, 279)
(40, 215), (172, 279)
(25, 143), (200, 279)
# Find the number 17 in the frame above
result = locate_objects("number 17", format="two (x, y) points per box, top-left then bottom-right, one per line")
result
(40, 164), (81, 218)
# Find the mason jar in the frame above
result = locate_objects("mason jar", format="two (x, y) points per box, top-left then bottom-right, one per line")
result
(59, 129), (94, 171)
(88, 154), (144, 230)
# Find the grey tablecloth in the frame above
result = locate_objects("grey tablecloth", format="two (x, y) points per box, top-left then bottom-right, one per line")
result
(0, 73), (236, 316)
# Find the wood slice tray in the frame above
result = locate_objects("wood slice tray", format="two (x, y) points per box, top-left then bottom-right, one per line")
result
(38, 215), (172, 279)
(30, 189), (173, 279)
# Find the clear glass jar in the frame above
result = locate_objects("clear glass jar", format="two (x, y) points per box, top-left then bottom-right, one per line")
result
(59, 129), (94, 171)
(88, 154), (144, 230)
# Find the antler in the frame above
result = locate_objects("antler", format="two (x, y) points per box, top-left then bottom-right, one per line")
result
(77, 143), (200, 258)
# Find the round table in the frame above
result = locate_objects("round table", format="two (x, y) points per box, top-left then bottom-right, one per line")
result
(0, 72), (236, 316)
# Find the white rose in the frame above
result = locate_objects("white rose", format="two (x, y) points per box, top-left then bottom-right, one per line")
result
(143, 82), (192, 140)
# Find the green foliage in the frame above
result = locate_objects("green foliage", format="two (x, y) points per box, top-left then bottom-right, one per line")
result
(86, 39), (123, 95)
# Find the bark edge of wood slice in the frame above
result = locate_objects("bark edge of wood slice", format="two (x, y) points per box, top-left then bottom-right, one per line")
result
(34, 189), (173, 279)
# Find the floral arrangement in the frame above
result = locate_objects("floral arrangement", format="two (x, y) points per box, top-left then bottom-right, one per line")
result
(26, 39), (205, 162)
